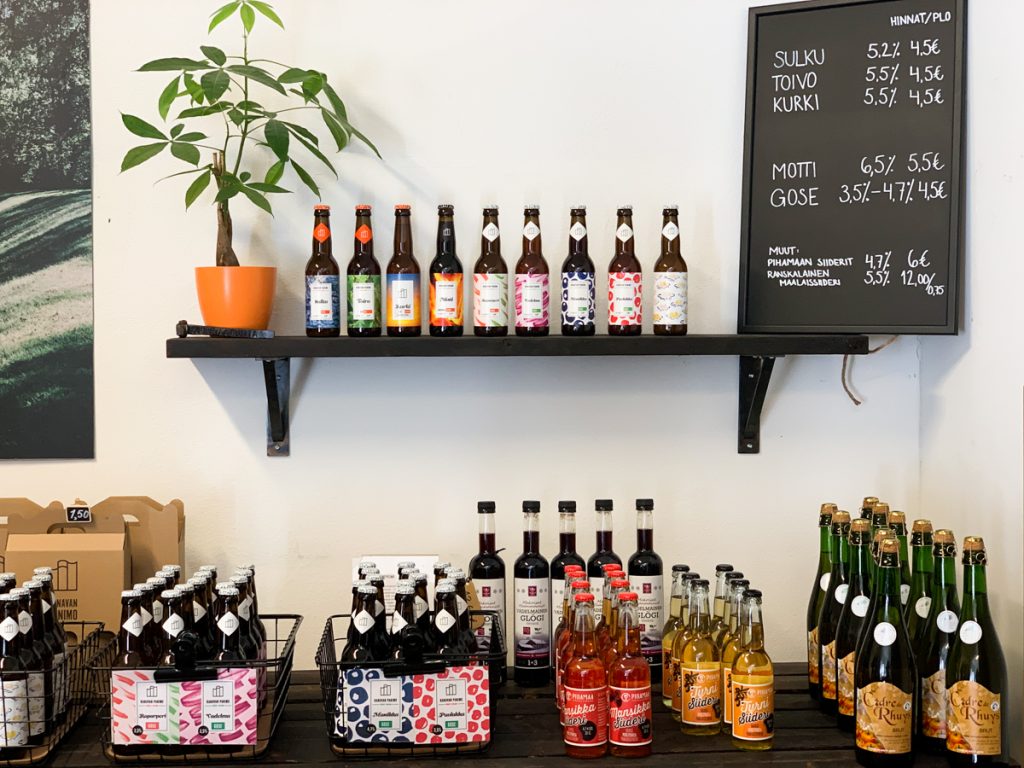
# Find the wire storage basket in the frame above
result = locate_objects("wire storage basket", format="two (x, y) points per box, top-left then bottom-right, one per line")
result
(316, 611), (505, 758)
(0, 621), (112, 766)
(94, 614), (301, 764)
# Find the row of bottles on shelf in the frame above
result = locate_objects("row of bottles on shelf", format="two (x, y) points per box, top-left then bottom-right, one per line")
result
(304, 204), (689, 337)
(807, 499), (1007, 767)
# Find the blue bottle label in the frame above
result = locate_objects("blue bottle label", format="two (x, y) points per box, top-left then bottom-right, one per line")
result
(306, 274), (340, 330)
(561, 271), (595, 327)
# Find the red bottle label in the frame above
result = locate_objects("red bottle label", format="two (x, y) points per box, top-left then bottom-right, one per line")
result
(563, 685), (608, 747)
(609, 685), (653, 746)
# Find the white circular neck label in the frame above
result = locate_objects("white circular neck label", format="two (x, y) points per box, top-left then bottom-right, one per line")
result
(570, 222), (587, 241)
(616, 223), (634, 242)
(523, 222), (540, 241)
(435, 609), (456, 633)
(959, 620), (982, 645)
(662, 222), (679, 240)
(217, 612), (240, 636)
(482, 223), (500, 242)
(900, 584), (911, 605)
(834, 584), (849, 605)
(819, 572), (831, 592)
(915, 596), (932, 619)
(936, 610), (959, 634)
(873, 622), (897, 647)
(851, 595), (871, 618)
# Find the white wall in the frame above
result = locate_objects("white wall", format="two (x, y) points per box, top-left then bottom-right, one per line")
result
(918, 1), (1024, 757)
(7, 0), (1017, 756)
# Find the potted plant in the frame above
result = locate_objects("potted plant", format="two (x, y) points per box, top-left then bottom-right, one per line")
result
(120, 0), (378, 329)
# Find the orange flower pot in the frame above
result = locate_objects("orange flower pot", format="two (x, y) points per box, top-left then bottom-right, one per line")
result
(195, 266), (277, 330)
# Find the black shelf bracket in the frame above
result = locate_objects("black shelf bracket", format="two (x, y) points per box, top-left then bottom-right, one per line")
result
(262, 358), (290, 457)
(738, 355), (776, 454)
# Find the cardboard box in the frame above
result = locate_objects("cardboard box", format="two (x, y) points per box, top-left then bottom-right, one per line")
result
(5, 529), (130, 632)
(91, 497), (185, 584)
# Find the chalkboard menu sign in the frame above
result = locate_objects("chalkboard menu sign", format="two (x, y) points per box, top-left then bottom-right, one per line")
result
(738, 0), (966, 334)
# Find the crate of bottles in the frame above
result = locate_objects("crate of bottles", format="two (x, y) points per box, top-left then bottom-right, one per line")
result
(0, 617), (112, 766)
(316, 609), (505, 758)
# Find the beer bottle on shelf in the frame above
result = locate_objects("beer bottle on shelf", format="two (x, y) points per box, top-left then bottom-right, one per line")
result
(116, 589), (148, 666)
(515, 206), (549, 336)
(836, 519), (873, 733)
(12, 588), (43, 744)
(561, 206), (596, 336)
(160, 590), (186, 666)
(514, 501), (550, 686)
(587, 499), (622, 602)
(860, 497), (879, 520)
(713, 573), (745, 650)
(33, 572), (66, 725)
(469, 501), (506, 653)
(241, 565), (267, 642)
(562, 593), (608, 758)
(627, 498), (664, 682)
(389, 583), (422, 661)
(905, 519), (935, 647)
(212, 585), (244, 662)
(386, 204), (421, 336)
(807, 503), (836, 700)
(230, 574), (261, 658)
(305, 204), (341, 338)
(710, 563), (737, 638)
(602, 579), (631, 671)
(429, 204), (464, 336)
(0, 593), (29, 747)
(556, 578), (590, 717)
(363, 569), (392, 660)
(678, 580), (721, 736)
(608, 592), (653, 757)
(22, 584), (49, 743)
(854, 537), (916, 767)
(433, 583), (463, 657)
(887, 511), (912, 611)
(445, 568), (478, 653)
(342, 585), (379, 663)
(411, 571), (432, 636)
(187, 575), (214, 657)
(176, 583), (197, 638)
(661, 565), (690, 709)
(945, 537), (1006, 765)
(473, 207), (508, 336)
(652, 205), (688, 335)
(347, 204), (381, 336)
(731, 589), (774, 750)
(818, 510), (852, 716)
(669, 573), (701, 720)
(27, 581), (55, 738)
(916, 529), (960, 751)
(597, 571), (624, 656)
(551, 501), (587, 633)
(720, 578), (751, 734)
(607, 206), (642, 335)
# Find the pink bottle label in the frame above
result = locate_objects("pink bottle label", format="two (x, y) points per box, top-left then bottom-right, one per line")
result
(515, 274), (549, 328)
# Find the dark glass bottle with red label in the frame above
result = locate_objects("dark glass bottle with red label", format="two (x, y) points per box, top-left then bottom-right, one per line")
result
(305, 204), (340, 337)
(429, 204), (464, 336)
(626, 499), (663, 682)
(514, 501), (550, 686)
(469, 501), (506, 655)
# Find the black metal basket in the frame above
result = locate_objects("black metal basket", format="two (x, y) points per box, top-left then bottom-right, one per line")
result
(93, 614), (301, 764)
(316, 611), (505, 758)
(0, 621), (111, 766)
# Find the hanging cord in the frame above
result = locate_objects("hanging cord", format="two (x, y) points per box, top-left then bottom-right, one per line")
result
(842, 335), (899, 406)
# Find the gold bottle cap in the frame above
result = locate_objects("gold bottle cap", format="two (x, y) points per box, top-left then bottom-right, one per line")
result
(851, 519), (871, 533)
(888, 510), (906, 524)
(963, 536), (985, 552)
(880, 537), (900, 554)
(912, 519), (933, 533)
(872, 502), (890, 515)
(932, 529), (957, 557)
(819, 503), (836, 526)
(872, 529), (889, 549)
(833, 510), (851, 524)
(934, 529), (955, 543)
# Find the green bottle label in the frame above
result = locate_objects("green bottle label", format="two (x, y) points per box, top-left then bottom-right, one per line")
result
(347, 275), (381, 329)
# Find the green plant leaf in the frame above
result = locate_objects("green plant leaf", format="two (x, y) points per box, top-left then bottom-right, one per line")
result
(247, 182), (290, 194)
(200, 46), (227, 67)
(264, 159), (286, 185)
(290, 159), (320, 199)
(321, 110), (349, 152)
(158, 76), (180, 121)
(201, 70), (231, 102)
(236, 100), (266, 113)
(157, 166), (210, 182)
(241, 186), (273, 214)
(281, 121), (318, 145)
(226, 64), (287, 95)
(338, 117), (382, 159)
(249, 1), (284, 28)
(177, 103), (231, 118)
(264, 119), (290, 160)
(120, 142), (167, 172)
(291, 131), (337, 176)
(182, 74), (204, 104)
(277, 68), (309, 84)
(171, 142), (201, 166)
(239, 171), (252, 183)
(121, 114), (166, 140)
(214, 184), (241, 203)
(176, 132), (207, 143)
(301, 73), (324, 102)
(185, 169), (212, 209)
(228, 109), (244, 126)
(208, 1), (241, 32)
(170, 124), (184, 138)
(138, 57), (209, 72)
(240, 4), (256, 33)
(322, 83), (348, 121)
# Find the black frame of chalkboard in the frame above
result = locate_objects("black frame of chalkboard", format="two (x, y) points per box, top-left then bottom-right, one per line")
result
(737, 0), (967, 335)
